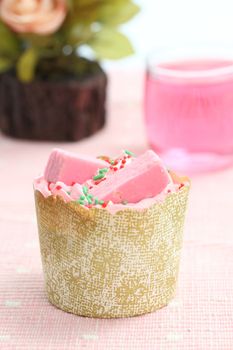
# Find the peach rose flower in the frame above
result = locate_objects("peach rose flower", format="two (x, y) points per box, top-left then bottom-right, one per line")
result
(0, 0), (67, 35)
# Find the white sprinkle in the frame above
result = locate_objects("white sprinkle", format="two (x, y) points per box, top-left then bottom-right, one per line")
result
(0, 214), (36, 224)
(16, 266), (30, 274)
(0, 335), (11, 341)
(210, 297), (228, 302)
(81, 334), (99, 340)
(5, 300), (21, 307)
(166, 332), (184, 341)
(25, 240), (38, 248)
(168, 300), (182, 308)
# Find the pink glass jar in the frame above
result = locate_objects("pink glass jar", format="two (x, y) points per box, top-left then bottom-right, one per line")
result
(144, 47), (233, 174)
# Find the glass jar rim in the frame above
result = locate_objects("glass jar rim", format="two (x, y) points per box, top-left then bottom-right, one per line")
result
(147, 45), (233, 80)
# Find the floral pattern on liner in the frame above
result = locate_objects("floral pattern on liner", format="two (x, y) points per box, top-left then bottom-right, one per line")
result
(35, 182), (189, 319)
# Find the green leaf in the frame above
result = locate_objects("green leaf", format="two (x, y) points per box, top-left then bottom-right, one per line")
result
(19, 33), (54, 48)
(0, 56), (13, 72)
(16, 48), (38, 82)
(67, 0), (74, 10)
(74, 0), (100, 7)
(66, 23), (93, 46)
(66, 8), (98, 25)
(0, 21), (20, 57)
(99, 1), (140, 26)
(88, 28), (134, 59)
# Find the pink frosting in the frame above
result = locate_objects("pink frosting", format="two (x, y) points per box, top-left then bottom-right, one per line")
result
(33, 176), (180, 214)
(34, 149), (185, 214)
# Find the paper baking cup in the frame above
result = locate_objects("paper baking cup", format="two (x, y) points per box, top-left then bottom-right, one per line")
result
(35, 182), (189, 318)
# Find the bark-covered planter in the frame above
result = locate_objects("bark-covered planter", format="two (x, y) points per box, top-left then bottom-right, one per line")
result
(0, 62), (107, 141)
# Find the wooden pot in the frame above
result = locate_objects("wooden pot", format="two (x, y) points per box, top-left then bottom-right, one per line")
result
(0, 63), (107, 141)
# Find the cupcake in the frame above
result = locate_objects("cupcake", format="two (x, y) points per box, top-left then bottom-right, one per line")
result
(34, 148), (189, 318)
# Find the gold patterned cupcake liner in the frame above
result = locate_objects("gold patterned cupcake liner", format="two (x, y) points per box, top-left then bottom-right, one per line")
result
(35, 179), (189, 318)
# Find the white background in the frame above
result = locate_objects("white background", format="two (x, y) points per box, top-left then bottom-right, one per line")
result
(112, 0), (233, 67)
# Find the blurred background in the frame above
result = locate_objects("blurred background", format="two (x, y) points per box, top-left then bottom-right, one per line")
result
(117, 0), (233, 68)
(1, 1), (233, 349)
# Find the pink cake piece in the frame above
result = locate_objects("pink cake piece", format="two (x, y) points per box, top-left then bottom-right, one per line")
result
(44, 149), (107, 185)
(90, 150), (172, 204)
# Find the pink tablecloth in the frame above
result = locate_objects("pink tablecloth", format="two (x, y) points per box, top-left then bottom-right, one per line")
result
(1, 70), (233, 350)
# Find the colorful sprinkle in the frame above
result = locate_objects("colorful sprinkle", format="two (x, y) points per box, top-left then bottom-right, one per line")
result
(97, 155), (111, 163)
(124, 150), (135, 157)
(87, 196), (93, 205)
(93, 174), (105, 181)
(72, 151), (136, 208)
(99, 168), (108, 173)
(93, 167), (109, 181)
(94, 179), (106, 185)
(82, 186), (88, 195)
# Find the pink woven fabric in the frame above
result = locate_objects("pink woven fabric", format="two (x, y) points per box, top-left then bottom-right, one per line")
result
(1, 70), (233, 349)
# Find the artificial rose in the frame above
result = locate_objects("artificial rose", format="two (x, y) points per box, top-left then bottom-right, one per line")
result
(0, 0), (67, 35)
